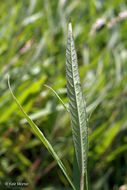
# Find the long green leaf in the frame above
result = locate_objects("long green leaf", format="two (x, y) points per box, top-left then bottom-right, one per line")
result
(8, 75), (76, 190)
(66, 22), (88, 190)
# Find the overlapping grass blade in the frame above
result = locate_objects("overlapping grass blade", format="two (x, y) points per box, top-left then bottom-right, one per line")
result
(66, 22), (88, 190)
(8, 75), (76, 190)
(44, 84), (69, 113)
(73, 150), (80, 190)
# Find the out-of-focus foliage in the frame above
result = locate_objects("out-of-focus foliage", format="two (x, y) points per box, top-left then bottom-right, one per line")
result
(0, 0), (127, 189)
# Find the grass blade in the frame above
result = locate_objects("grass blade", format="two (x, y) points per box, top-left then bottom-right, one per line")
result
(66, 22), (88, 190)
(44, 84), (69, 113)
(8, 75), (76, 190)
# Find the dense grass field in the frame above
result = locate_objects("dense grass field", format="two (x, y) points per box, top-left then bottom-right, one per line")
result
(0, 0), (127, 189)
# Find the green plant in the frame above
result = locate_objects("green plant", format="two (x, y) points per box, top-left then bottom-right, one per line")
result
(8, 22), (88, 190)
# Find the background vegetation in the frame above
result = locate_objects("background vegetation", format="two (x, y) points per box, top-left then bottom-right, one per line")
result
(0, 0), (127, 189)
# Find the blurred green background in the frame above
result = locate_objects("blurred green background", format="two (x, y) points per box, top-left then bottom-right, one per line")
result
(0, 0), (127, 189)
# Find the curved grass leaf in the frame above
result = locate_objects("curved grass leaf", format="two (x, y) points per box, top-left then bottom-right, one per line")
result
(8, 75), (76, 190)
(44, 84), (69, 113)
(66, 22), (88, 190)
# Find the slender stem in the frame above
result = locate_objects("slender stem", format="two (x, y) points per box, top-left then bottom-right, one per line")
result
(86, 169), (88, 190)
(80, 170), (88, 190)
(80, 172), (84, 190)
